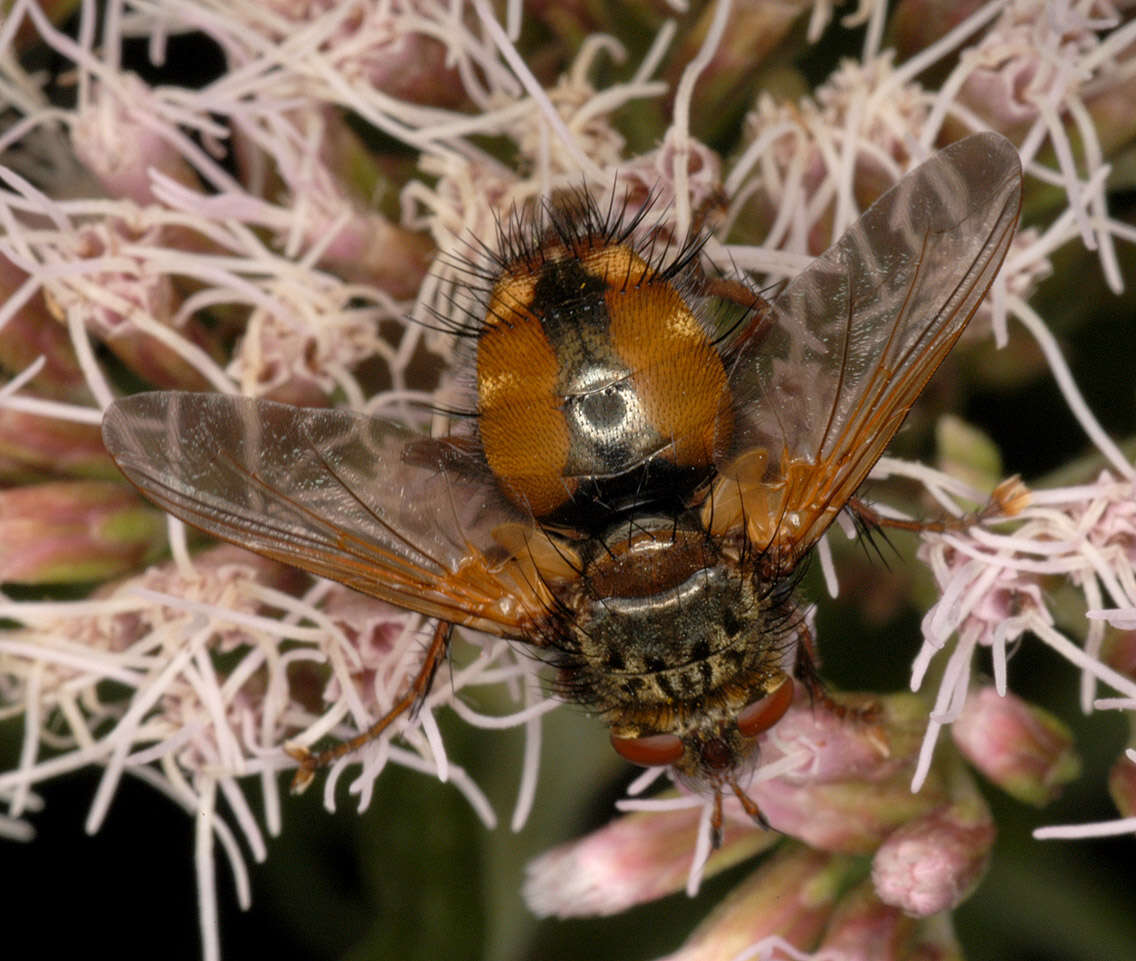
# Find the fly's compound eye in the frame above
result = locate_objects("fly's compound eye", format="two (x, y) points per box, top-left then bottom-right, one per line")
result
(610, 732), (685, 767)
(736, 676), (794, 738)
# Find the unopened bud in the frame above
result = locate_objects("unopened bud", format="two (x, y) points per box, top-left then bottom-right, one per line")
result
(524, 802), (775, 918)
(1108, 752), (1136, 818)
(0, 481), (164, 584)
(660, 846), (856, 961)
(815, 881), (917, 961)
(872, 794), (994, 916)
(952, 687), (1080, 806)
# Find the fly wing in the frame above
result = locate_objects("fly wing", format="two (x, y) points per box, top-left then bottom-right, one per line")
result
(102, 391), (557, 636)
(719, 132), (1022, 556)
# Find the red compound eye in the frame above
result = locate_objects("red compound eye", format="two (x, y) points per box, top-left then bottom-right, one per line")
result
(736, 676), (794, 738)
(610, 732), (684, 767)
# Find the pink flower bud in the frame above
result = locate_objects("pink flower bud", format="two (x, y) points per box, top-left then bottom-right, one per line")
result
(0, 481), (164, 583)
(872, 796), (995, 916)
(0, 409), (112, 481)
(294, 200), (432, 300)
(749, 693), (949, 852)
(948, 1), (1136, 153)
(71, 74), (201, 206)
(316, 586), (422, 713)
(78, 543), (304, 653)
(55, 221), (223, 390)
(524, 804), (776, 919)
(659, 847), (857, 961)
(891, 0), (990, 60)
(664, 0), (809, 143)
(815, 881), (917, 961)
(952, 687), (1080, 806)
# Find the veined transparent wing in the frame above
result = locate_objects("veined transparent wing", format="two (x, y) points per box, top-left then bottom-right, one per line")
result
(102, 391), (553, 636)
(720, 132), (1023, 556)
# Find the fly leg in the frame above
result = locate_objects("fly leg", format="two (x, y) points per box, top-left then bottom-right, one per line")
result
(793, 620), (879, 725)
(287, 620), (453, 792)
(703, 275), (774, 358)
(848, 475), (1028, 537)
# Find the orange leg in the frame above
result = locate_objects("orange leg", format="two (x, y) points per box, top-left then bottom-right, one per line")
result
(848, 497), (957, 535)
(710, 782), (773, 849)
(703, 275), (774, 357)
(287, 620), (453, 792)
(848, 475), (1027, 536)
(709, 790), (724, 850)
(729, 779), (770, 831)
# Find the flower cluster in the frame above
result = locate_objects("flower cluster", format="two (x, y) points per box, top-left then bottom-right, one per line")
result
(2, 1), (1136, 959)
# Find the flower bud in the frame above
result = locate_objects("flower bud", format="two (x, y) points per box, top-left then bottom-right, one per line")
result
(71, 74), (201, 206)
(665, 0), (810, 143)
(951, 687), (1080, 806)
(659, 846), (856, 961)
(0, 481), (164, 583)
(1101, 629), (1136, 680)
(935, 415), (1003, 493)
(524, 803), (776, 918)
(1108, 752), (1136, 818)
(288, 186), (433, 300)
(0, 256), (88, 403)
(815, 881), (917, 961)
(946, 2), (1136, 155)
(891, 0), (990, 61)
(749, 693), (949, 852)
(872, 794), (994, 916)
(0, 410), (114, 481)
(63, 221), (224, 391)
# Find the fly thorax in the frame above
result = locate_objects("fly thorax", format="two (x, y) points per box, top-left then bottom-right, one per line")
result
(476, 239), (733, 519)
